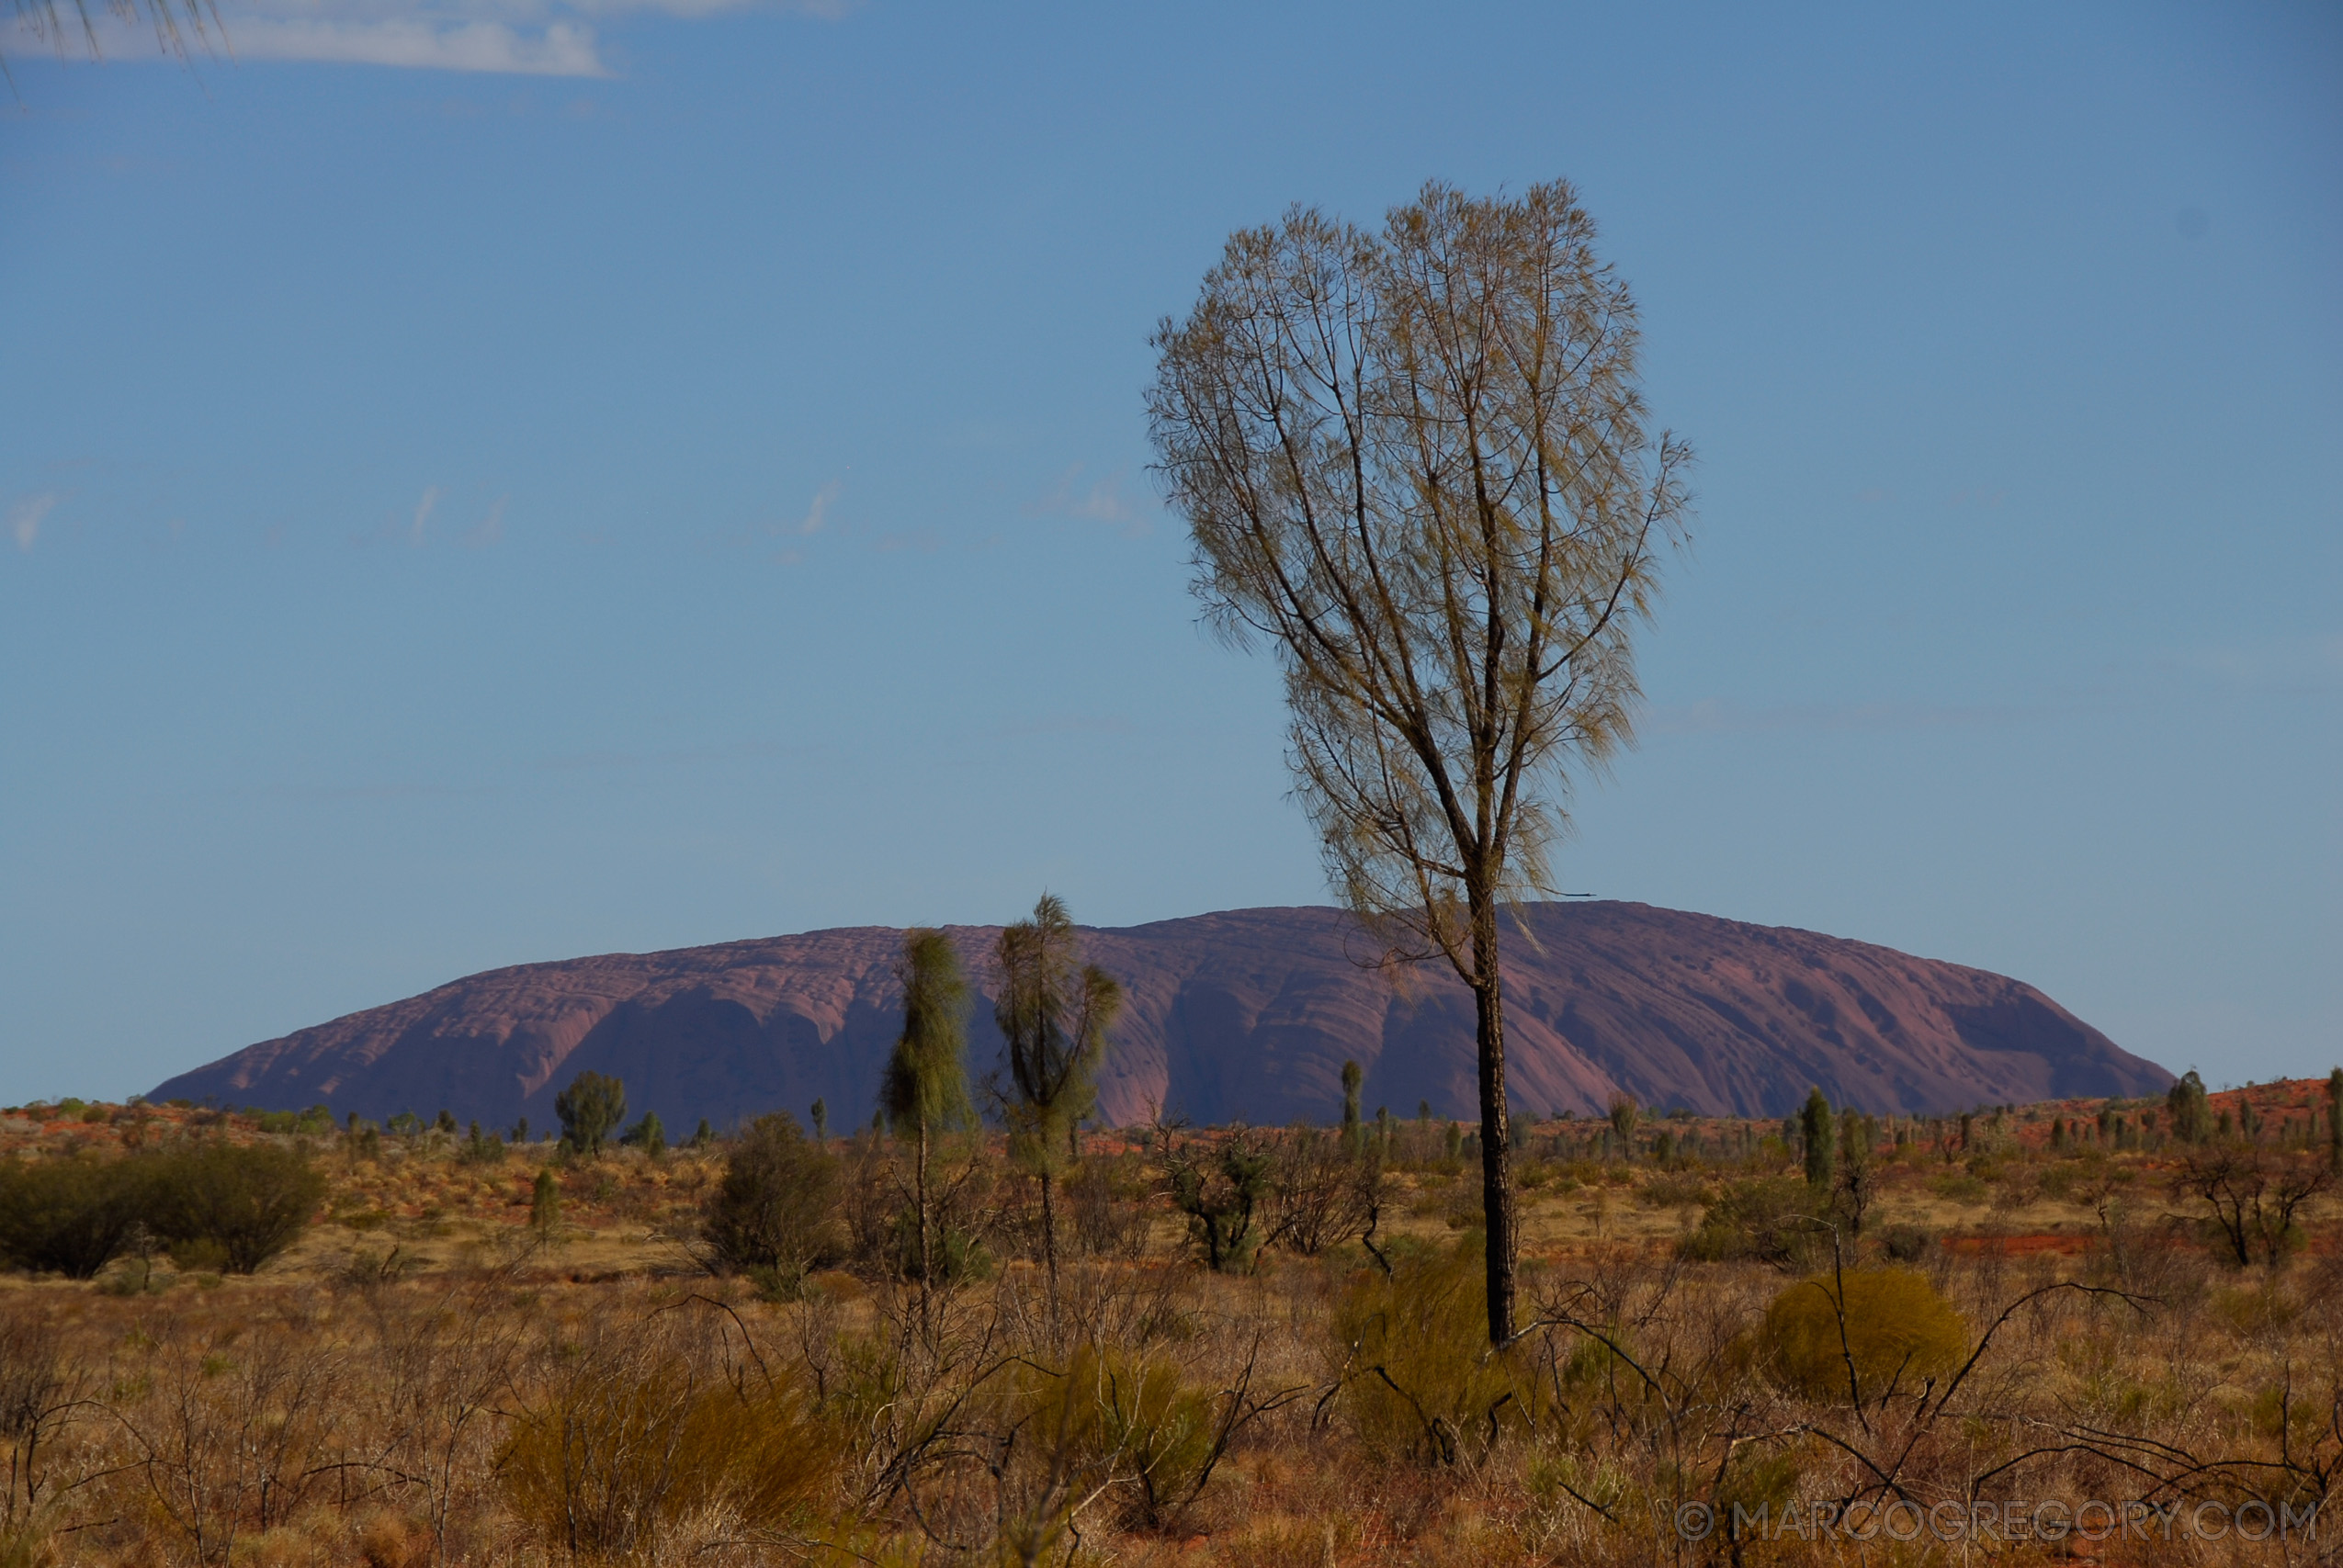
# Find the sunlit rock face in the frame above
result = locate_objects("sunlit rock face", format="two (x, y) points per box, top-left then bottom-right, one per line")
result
(152, 902), (2170, 1131)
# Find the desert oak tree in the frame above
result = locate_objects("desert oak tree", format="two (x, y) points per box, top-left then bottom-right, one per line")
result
(880, 927), (973, 1301)
(994, 894), (1119, 1300)
(1148, 180), (1690, 1343)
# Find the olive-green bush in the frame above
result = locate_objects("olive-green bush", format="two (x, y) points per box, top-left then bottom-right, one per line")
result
(1008, 1347), (1219, 1529)
(1331, 1236), (1544, 1462)
(0, 1142), (324, 1279)
(701, 1113), (843, 1292)
(1681, 1176), (1820, 1266)
(144, 1142), (328, 1274)
(1758, 1267), (1966, 1403)
(0, 1153), (146, 1278)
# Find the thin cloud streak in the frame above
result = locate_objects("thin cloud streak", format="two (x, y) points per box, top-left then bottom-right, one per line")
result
(795, 479), (840, 536)
(409, 485), (441, 544)
(8, 491), (60, 552)
(41, 0), (857, 74)
(227, 16), (610, 74)
(1028, 462), (1147, 536)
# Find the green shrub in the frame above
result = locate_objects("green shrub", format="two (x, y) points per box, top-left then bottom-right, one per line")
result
(529, 1168), (561, 1240)
(251, 1105), (334, 1135)
(701, 1113), (843, 1288)
(1929, 1171), (1989, 1205)
(555, 1070), (627, 1157)
(166, 1236), (232, 1274)
(1636, 1170), (1709, 1211)
(1164, 1136), (1273, 1271)
(458, 1122), (507, 1166)
(1008, 1347), (1219, 1529)
(1880, 1224), (1933, 1262)
(1332, 1235), (1544, 1462)
(621, 1111), (666, 1157)
(1758, 1268), (1965, 1404)
(882, 1202), (992, 1284)
(1681, 1177), (1820, 1266)
(0, 1153), (147, 1278)
(144, 1142), (327, 1274)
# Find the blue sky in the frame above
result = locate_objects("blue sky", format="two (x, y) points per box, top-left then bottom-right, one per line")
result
(3, 1), (2337, 1105)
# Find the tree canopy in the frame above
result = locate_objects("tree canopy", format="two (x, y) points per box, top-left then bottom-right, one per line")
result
(1149, 179), (1689, 1341)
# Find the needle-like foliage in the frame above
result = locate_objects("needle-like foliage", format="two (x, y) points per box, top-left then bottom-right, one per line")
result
(883, 930), (974, 1141)
(5, 0), (217, 76)
(994, 894), (1120, 1297)
(1148, 179), (1691, 1342)
(882, 928), (973, 1299)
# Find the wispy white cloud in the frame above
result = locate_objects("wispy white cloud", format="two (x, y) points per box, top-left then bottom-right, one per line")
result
(1029, 463), (1147, 536)
(226, 14), (608, 73)
(409, 485), (441, 544)
(794, 479), (840, 536)
(8, 491), (60, 553)
(34, 0), (855, 77)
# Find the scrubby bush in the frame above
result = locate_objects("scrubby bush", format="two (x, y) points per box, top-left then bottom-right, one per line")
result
(501, 1328), (830, 1559)
(1681, 1176), (1819, 1266)
(0, 1153), (147, 1278)
(145, 1142), (328, 1274)
(1636, 1169), (1709, 1211)
(620, 1111), (665, 1157)
(701, 1113), (843, 1292)
(1332, 1236), (1543, 1462)
(555, 1071), (627, 1158)
(1008, 1347), (1219, 1529)
(530, 1167), (562, 1241)
(1261, 1129), (1379, 1257)
(1929, 1169), (1989, 1205)
(1758, 1267), (1965, 1403)
(458, 1121), (507, 1166)
(1163, 1134), (1273, 1271)
(253, 1105), (334, 1135)
(1881, 1223), (1933, 1262)
(1064, 1151), (1154, 1259)
(0, 1143), (323, 1278)
(882, 1201), (993, 1284)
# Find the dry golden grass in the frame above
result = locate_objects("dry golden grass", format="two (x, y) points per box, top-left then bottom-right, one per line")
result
(0, 1081), (2337, 1565)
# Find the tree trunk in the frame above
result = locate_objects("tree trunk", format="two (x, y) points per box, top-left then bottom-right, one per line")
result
(915, 1118), (932, 1330)
(1470, 898), (1517, 1346)
(1038, 1168), (1059, 1303)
